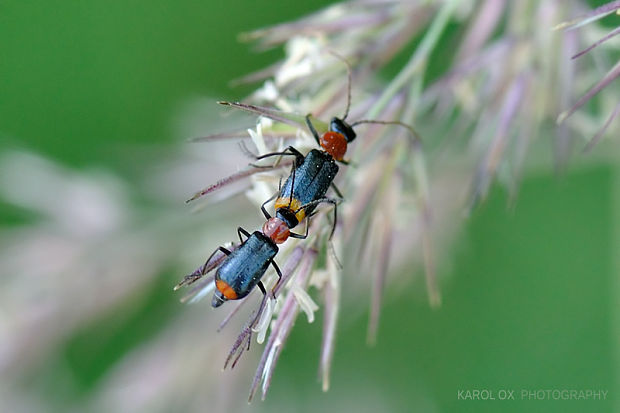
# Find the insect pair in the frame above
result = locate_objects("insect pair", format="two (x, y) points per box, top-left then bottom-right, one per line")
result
(177, 55), (420, 309)
(206, 113), (356, 308)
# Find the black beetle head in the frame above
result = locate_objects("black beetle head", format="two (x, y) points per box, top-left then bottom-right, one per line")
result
(275, 208), (299, 229)
(330, 117), (356, 143)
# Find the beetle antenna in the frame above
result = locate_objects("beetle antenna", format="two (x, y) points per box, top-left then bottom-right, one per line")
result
(350, 119), (422, 147)
(327, 50), (352, 121)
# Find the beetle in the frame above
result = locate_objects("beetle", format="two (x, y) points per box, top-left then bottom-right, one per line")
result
(182, 54), (421, 307)
(211, 228), (281, 308)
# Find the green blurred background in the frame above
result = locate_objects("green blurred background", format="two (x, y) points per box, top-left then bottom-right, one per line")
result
(0, 1), (615, 412)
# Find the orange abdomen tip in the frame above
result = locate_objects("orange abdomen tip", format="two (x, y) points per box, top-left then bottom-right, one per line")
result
(320, 131), (347, 161)
(274, 197), (306, 223)
(215, 279), (238, 300)
(262, 217), (290, 244)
